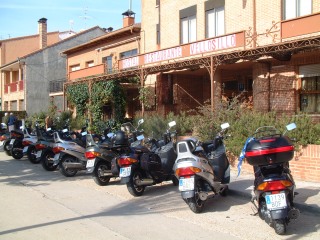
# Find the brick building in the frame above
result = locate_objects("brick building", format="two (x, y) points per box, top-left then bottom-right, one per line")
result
(132, 0), (320, 118)
(63, 11), (141, 119)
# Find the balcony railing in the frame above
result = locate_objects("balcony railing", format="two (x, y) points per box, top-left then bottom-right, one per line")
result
(4, 81), (24, 94)
(281, 12), (320, 39)
(69, 64), (105, 81)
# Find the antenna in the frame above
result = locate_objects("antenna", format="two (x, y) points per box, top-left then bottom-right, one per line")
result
(79, 6), (91, 30)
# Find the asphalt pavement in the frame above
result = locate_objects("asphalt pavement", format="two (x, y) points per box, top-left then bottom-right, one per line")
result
(229, 168), (320, 214)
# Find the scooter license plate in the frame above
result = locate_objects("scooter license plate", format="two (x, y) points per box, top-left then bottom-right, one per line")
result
(266, 193), (287, 210)
(119, 167), (131, 177)
(10, 139), (15, 144)
(86, 159), (95, 168)
(36, 150), (42, 158)
(179, 176), (195, 191)
(23, 146), (28, 153)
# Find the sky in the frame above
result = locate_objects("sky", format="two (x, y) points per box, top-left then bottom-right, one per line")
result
(0, 0), (141, 40)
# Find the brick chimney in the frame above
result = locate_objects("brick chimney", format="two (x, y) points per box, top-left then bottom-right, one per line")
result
(38, 18), (47, 48)
(122, 10), (135, 27)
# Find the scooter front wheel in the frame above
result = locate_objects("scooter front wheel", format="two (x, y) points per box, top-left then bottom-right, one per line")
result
(127, 170), (145, 197)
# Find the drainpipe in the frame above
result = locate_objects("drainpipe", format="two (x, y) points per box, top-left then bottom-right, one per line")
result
(253, 0), (257, 48)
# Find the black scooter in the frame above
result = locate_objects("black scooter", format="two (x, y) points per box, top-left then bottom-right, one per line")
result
(242, 123), (299, 235)
(118, 121), (178, 197)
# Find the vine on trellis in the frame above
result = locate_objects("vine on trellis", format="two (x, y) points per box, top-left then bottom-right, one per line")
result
(66, 84), (89, 115)
(89, 80), (126, 132)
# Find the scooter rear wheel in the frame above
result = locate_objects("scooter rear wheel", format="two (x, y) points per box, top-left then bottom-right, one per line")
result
(59, 156), (78, 177)
(4, 141), (12, 156)
(27, 145), (40, 164)
(11, 148), (23, 159)
(127, 170), (145, 197)
(186, 180), (205, 213)
(93, 161), (111, 186)
(41, 150), (58, 171)
(274, 219), (286, 235)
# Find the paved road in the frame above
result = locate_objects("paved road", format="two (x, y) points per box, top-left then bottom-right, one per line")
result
(0, 153), (319, 240)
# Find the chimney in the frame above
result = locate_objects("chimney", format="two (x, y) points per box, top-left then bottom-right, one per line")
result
(38, 18), (47, 49)
(122, 10), (135, 27)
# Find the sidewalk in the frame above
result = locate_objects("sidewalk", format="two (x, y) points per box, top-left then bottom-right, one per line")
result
(228, 169), (320, 214)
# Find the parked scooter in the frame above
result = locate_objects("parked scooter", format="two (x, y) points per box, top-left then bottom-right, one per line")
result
(85, 119), (145, 186)
(173, 123), (231, 213)
(10, 127), (38, 160)
(57, 127), (88, 177)
(118, 121), (178, 197)
(241, 123), (299, 235)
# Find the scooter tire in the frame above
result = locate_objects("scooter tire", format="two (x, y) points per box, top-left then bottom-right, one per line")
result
(11, 149), (24, 159)
(4, 141), (12, 156)
(93, 161), (111, 186)
(219, 185), (228, 197)
(186, 197), (205, 213)
(172, 176), (179, 186)
(127, 170), (145, 197)
(27, 145), (40, 164)
(41, 150), (58, 171)
(274, 219), (286, 235)
(59, 156), (78, 177)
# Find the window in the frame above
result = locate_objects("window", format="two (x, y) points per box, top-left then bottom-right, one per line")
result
(70, 64), (80, 71)
(103, 56), (113, 74)
(206, 7), (225, 38)
(283, 0), (312, 20)
(120, 49), (138, 59)
(86, 61), (94, 68)
(300, 77), (320, 113)
(180, 5), (197, 44)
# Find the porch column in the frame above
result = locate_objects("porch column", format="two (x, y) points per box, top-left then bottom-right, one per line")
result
(252, 62), (270, 112)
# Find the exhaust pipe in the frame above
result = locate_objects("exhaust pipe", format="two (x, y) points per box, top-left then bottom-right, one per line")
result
(100, 170), (114, 177)
(199, 191), (215, 201)
(135, 178), (154, 186)
(63, 162), (84, 170)
(288, 208), (300, 220)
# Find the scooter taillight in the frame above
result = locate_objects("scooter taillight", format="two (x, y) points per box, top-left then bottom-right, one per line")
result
(257, 180), (293, 191)
(22, 140), (32, 146)
(35, 143), (47, 150)
(0, 135), (7, 141)
(85, 151), (101, 159)
(53, 146), (65, 154)
(175, 167), (201, 177)
(117, 156), (138, 166)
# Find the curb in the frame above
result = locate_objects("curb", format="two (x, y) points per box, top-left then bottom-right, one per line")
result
(228, 188), (320, 215)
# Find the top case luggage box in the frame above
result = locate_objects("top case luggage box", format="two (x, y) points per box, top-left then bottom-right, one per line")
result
(245, 136), (294, 166)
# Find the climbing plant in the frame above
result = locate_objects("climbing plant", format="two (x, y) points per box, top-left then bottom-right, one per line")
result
(66, 84), (89, 115)
(89, 80), (126, 132)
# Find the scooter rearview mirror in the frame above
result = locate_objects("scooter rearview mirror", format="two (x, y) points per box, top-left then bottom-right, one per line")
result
(286, 123), (296, 131)
(107, 132), (114, 138)
(168, 121), (176, 128)
(136, 134), (145, 141)
(138, 119), (144, 125)
(221, 123), (230, 130)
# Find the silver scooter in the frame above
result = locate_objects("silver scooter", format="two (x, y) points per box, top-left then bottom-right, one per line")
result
(173, 123), (231, 213)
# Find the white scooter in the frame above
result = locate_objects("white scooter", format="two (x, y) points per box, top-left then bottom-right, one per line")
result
(173, 123), (231, 213)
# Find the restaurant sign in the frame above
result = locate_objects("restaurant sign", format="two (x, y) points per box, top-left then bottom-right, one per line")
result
(119, 31), (245, 70)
